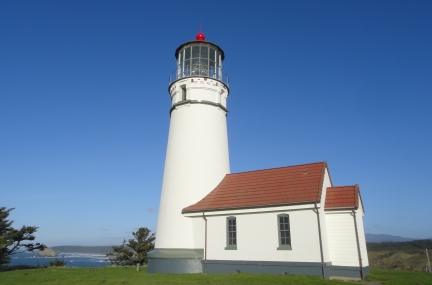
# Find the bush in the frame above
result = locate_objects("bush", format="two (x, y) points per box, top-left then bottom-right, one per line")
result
(49, 259), (66, 267)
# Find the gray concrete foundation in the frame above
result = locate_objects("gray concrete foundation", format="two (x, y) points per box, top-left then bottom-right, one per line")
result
(203, 260), (325, 275)
(147, 258), (203, 274)
(147, 248), (204, 274)
(326, 264), (370, 279)
(147, 251), (370, 278)
(203, 260), (369, 279)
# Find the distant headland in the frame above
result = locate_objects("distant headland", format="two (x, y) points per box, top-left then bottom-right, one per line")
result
(40, 246), (114, 255)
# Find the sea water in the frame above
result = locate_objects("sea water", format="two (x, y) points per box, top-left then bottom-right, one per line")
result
(9, 252), (111, 268)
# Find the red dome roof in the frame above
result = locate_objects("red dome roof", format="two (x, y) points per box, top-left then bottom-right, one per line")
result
(196, 32), (205, 41)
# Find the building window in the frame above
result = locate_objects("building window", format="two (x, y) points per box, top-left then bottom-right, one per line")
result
(277, 214), (291, 250)
(180, 85), (186, 101)
(225, 217), (237, 250)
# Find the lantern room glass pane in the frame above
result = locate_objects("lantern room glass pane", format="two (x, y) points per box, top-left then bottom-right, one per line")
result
(201, 46), (208, 59)
(183, 47), (191, 69)
(210, 48), (215, 61)
(192, 46), (200, 59)
(185, 47), (191, 60)
(191, 58), (200, 67)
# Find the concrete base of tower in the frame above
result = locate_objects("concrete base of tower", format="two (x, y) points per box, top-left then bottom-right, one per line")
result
(147, 248), (204, 274)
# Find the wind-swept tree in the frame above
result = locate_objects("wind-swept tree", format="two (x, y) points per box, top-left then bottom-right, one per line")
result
(107, 227), (155, 266)
(0, 207), (46, 266)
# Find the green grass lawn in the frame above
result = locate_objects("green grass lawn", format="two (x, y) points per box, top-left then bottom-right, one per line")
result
(365, 269), (432, 285)
(0, 267), (346, 285)
(1, 267), (431, 285)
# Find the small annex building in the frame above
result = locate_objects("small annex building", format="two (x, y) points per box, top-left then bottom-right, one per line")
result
(182, 162), (368, 278)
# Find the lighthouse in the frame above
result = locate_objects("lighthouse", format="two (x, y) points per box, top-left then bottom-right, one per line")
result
(147, 32), (369, 278)
(147, 32), (230, 273)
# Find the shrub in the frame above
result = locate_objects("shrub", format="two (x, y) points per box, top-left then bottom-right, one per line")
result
(49, 259), (66, 267)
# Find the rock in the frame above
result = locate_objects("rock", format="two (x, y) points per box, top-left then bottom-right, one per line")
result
(39, 248), (56, 257)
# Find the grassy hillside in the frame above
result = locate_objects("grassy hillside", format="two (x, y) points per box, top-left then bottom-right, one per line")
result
(367, 239), (432, 271)
(367, 239), (432, 251)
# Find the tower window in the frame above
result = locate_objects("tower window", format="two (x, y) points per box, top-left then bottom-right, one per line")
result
(225, 217), (237, 250)
(180, 85), (186, 101)
(277, 214), (291, 250)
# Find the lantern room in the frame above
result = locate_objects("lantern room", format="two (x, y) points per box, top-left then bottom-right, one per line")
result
(169, 33), (229, 87)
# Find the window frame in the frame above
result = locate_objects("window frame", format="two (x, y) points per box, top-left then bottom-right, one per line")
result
(180, 84), (187, 101)
(225, 216), (237, 250)
(277, 214), (292, 250)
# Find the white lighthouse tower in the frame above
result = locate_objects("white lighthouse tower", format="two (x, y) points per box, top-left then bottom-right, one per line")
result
(147, 32), (230, 273)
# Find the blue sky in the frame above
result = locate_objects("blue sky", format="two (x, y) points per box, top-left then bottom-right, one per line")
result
(1, 1), (431, 246)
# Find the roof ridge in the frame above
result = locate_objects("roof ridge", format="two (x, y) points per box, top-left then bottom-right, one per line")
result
(327, 185), (356, 189)
(228, 161), (325, 176)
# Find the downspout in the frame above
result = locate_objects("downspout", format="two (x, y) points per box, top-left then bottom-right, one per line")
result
(352, 209), (364, 279)
(314, 203), (325, 279)
(202, 212), (207, 273)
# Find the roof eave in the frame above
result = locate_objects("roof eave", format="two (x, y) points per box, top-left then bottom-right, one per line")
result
(324, 206), (358, 211)
(182, 200), (319, 214)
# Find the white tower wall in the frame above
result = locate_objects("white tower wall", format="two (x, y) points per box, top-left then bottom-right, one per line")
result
(155, 77), (230, 249)
(148, 35), (230, 274)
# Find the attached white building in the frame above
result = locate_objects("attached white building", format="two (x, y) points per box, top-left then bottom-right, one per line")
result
(181, 162), (368, 278)
(147, 32), (369, 279)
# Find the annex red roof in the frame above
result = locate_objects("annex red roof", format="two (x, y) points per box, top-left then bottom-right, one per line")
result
(182, 162), (328, 213)
(324, 185), (360, 210)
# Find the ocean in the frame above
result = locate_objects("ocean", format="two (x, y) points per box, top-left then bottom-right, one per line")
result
(9, 252), (111, 268)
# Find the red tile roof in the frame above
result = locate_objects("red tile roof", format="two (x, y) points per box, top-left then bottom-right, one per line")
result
(324, 185), (359, 210)
(182, 162), (328, 213)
